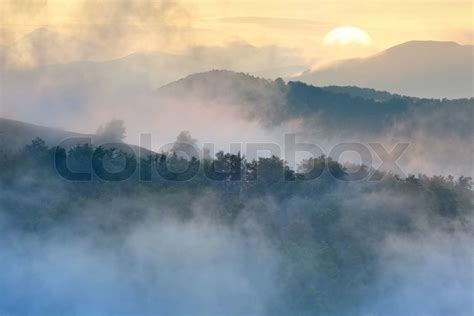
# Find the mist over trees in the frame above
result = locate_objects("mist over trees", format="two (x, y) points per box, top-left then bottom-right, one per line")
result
(156, 70), (474, 177)
(0, 138), (472, 315)
(158, 70), (473, 134)
(0, 68), (472, 314)
(0, 51), (472, 316)
(1, 3), (472, 315)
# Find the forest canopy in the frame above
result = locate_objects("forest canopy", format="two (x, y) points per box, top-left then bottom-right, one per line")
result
(0, 138), (472, 315)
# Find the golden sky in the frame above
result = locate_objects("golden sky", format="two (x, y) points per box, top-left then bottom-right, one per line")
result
(1, 0), (472, 61)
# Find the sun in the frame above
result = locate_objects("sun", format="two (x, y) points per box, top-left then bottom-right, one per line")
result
(323, 26), (372, 46)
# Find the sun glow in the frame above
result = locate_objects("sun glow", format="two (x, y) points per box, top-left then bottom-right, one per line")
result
(323, 26), (372, 46)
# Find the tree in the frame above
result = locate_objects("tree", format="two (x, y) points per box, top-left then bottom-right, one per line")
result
(25, 137), (48, 155)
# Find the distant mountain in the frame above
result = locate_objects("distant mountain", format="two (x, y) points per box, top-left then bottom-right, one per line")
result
(1, 27), (305, 76)
(296, 41), (473, 99)
(0, 118), (90, 153)
(0, 118), (153, 156)
(156, 70), (473, 176)
(157, 70), (471, 133)
(0, 29), (307, 127)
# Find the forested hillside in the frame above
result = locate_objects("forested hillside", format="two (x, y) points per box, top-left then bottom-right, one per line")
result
(0, 138), (472, 315)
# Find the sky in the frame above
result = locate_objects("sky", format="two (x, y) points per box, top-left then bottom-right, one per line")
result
(1, 0), (472, 62)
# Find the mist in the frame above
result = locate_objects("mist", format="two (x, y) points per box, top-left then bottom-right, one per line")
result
(0, 142), (472, 315)
(0, 214), (279, 315)
(2, 69), (472, 177)
(1, 1), (473, 314)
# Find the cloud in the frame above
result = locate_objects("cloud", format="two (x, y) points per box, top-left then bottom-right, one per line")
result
(216, 16), (331, 29)
(73, 0), (194, 54)
(0, 0), (196, 67)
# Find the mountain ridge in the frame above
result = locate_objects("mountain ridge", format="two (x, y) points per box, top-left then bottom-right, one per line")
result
(0, 117), (154, 156)
(296, 40), (473, 99)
